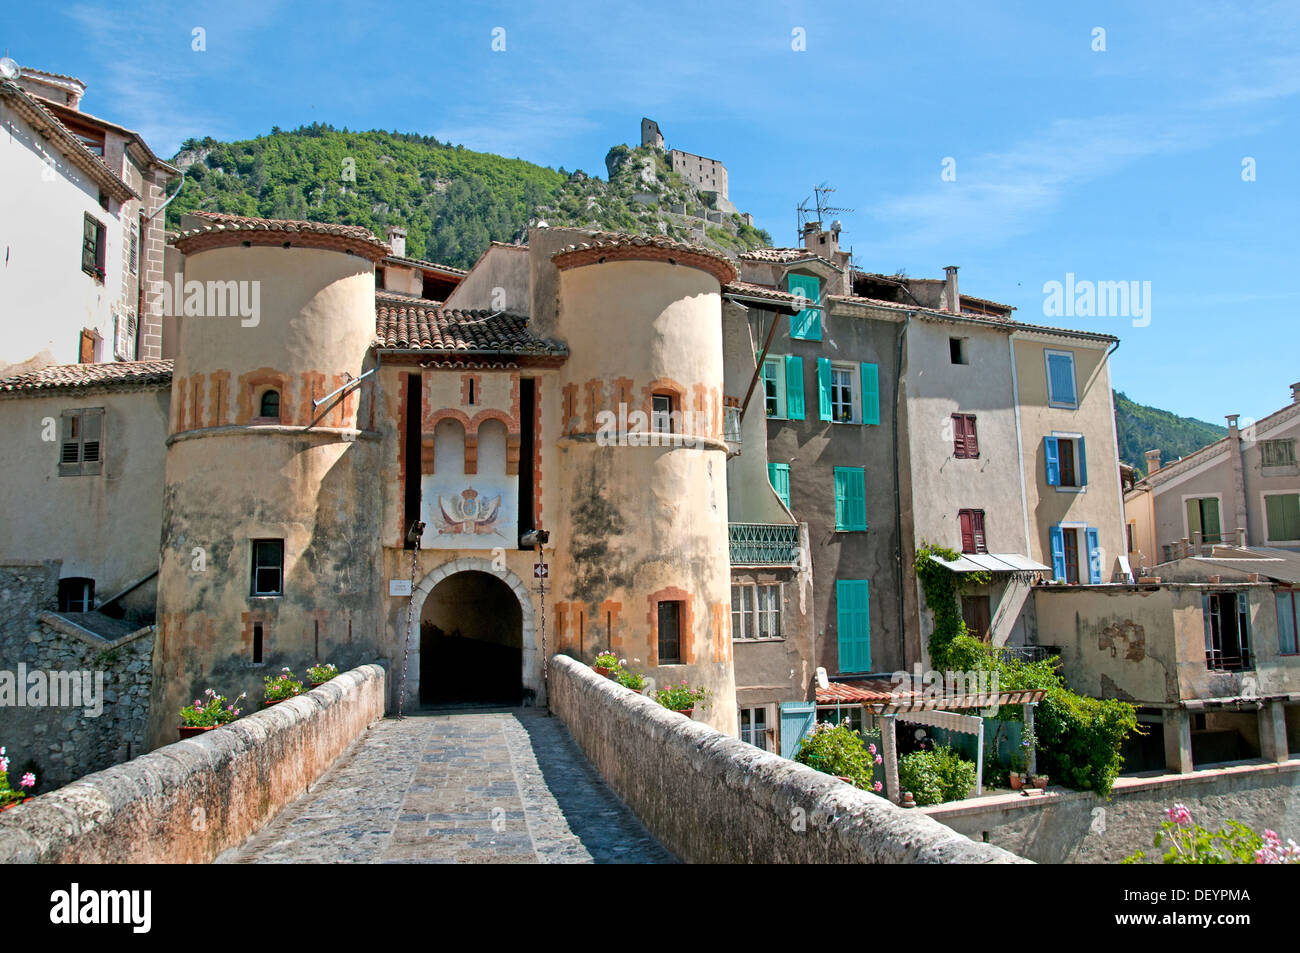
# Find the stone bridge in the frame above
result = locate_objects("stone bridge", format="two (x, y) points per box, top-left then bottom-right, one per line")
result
(0, 660), (1023, 864)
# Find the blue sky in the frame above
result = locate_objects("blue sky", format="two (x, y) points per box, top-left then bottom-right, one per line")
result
(8, 0), (1298, 423)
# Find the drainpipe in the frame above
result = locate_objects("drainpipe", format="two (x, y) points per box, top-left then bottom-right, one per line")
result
(893, 311), (912, 668)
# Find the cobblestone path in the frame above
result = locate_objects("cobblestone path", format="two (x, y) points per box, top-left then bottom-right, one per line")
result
(223, 707), (675, 864)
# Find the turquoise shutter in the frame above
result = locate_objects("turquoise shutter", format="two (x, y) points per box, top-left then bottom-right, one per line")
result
(780, 702), (816, 759)
(834, 468), (848, 529)
(1050, 525), (1067, 581)
(860, 362), (880, 425)
(1044, 436), (1060, 486)
(817, 358), (832, 421)
(788, 274), (821, 341)
(1078, 436), (1088, 485)
(1238, 592), (1251, 657)
(836, 580), (871, 673)
(833, 467), (865, 530)
(1202, 594), (1214, 652)
(1086, 527), (1102, 583)
(784, 355), (805, 420)
(768, 463), (791, 509)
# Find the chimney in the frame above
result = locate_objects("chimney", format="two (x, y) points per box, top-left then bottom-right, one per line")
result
(386, 226), (407, 258)
(1144, 449), (1161, 474)
(943, 266), (960, 312)
(1291, 381), (1300, 404)
(1226, 413), (1240, 434)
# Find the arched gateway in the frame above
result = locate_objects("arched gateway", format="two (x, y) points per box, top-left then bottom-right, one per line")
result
(404, 557), (537, 708)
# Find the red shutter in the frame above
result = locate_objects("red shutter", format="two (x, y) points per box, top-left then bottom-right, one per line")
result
(973, 510), (986, 553)
(966, 415), (979, 457)
(959, 510), (975, 553)
(952, 414), (965, 457)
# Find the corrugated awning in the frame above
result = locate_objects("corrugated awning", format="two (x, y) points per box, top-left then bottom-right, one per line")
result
(928, 552), (1051, 573)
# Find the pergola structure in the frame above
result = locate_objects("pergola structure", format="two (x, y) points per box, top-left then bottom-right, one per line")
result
(816, 678), (1048, 803)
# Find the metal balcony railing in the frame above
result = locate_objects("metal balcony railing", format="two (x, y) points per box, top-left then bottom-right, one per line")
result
(723, 405), (743, 452)
(729, 522), (800, 566)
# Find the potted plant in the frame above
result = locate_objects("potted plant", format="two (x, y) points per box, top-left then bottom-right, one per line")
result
(615, 668), (646, 694)
(307, 662), (339, 687)
(0, 746), (36, 812)
(263, 667), (303, 706)
(178, 689), (246, 738)
(653, 680), (709, 717)
(1034, 774), (1050, 790)
(592, 651), (620, 678)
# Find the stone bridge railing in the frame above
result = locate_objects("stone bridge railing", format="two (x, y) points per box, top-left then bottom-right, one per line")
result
(0, 664), (385, 863)
(549, 655), (1028, 863)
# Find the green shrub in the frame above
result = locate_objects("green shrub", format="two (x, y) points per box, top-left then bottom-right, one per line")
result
(794, 721), (880, 791)
(898, 745), (976, 806)
(1035, 687), (1139, 795)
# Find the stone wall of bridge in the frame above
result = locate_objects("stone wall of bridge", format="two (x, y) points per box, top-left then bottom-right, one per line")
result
(0, 663), (385, 863)
(548, 654), (1027, 864)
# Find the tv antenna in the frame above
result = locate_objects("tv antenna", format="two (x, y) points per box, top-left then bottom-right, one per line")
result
(796, 184), (852, 242)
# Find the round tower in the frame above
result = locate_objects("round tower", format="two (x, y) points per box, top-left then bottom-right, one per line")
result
(149, 216), (388, 747)
(549, 235), (738, 733)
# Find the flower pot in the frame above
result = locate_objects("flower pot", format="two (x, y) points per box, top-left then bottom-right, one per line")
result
(0, 797), (29, 813)
(835, 775), (855, 786)
(1034, 775), (1049, 790)
(1009, 772), (1023, 790)
(673, 708), (694, 718)
(264, 696), (292, 707)
(179, 725), (220, 739)
(593, 666), (611, 678)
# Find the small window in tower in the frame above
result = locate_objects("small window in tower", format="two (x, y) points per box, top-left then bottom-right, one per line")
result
(949, 337), (967, 365)
(251, 539), (284, 596)
(58, 577), (95, 613)
(259, 390), (281, 421)
(253, 623), (264, 664)
(658, 600), (683, 664)
(651, 393), (676, 434)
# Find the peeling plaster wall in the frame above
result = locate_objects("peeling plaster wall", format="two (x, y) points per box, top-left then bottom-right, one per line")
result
(550, 258), (737, 733)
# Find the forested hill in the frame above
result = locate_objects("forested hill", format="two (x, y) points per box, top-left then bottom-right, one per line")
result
(166, 125), (770, 269)
(1114, 391), (1226, 477)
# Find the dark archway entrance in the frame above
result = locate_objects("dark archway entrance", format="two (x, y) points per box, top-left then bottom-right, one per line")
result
(419, 570), (523, 705)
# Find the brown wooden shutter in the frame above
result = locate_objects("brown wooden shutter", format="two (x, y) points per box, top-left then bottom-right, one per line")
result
(959, 509), (975, 552)
(966, 415), (979, 457)
(972, 510), (986, 553)
(79, 329), (95, 363)
(952, 414), (965, 457)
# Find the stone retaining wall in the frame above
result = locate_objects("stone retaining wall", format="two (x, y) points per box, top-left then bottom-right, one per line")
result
(548, 654), (1026, 863)
(922, 758), (1300, 863)
(0, 664), (385, 863)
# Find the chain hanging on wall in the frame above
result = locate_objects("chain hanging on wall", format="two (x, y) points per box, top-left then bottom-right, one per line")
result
(397, 521), (424, 719)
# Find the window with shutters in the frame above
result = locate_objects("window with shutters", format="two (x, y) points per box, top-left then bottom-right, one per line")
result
(128, 224), (139, 276)
(657, 600), (683, 663)
(762, 358), (786, 417)
(78, 328), (97, 364)
(788, 274), (822, 341)
(961, 594), (991, 640)
(830, 364), (856, 422)
(58, 408), (105, 477)
(1184, 496), (1223, 544)
(833, 466), (867, 531)
(958, 509), (987, 554)
(251, 539), (284, 597)
(767, 462), (790, 509)
(739, 707), (772, 751)
(1044, 433), (1088, 489)
(952, 414), (979, 458)
(1203, 591), (1252, 671)
(1261, 439), (1297, 468)
(81, 213), (106, 280)
(1062, 527), (1080, 584)
(1044, 349), (1077, 408)
(836, 579), (871, 673)
(1264, 493), (1300, 543)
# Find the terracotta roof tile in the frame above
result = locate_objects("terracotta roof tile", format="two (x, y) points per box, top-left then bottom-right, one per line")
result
(723, 280), (798, 303)
(0, 360), (173, 395)
(173, 212), (390, 260)
(738, 247), (840, 269)
(375, 305), (566, 356)
(551, 231), (738, 284)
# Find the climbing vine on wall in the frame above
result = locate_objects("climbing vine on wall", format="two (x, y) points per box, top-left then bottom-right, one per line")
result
(913, 542), (1141, 796)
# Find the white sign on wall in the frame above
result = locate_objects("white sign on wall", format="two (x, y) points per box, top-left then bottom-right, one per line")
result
(389, 579), (413, 597)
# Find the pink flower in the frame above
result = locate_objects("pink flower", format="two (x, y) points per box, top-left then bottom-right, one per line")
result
(1166, 804), (1192, 825)
(875, 755), (883, 765)
(873, 781), (883, 792)
(19, 772), (35, 788)
(868, 744), (877, 755)
(0, 757), (9, 773)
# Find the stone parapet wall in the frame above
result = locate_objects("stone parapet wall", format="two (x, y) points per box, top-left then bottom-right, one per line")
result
(548, 654), (1026, 864)
(0, 664), (385, 863)
(922, 759), (1300, 863)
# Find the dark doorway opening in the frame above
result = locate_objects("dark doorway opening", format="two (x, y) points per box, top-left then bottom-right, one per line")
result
(420, 570), (523, 705)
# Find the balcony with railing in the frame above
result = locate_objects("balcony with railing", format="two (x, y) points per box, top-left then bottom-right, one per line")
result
(729, 522), (800, 566)
(1161, 527), (1248, 563)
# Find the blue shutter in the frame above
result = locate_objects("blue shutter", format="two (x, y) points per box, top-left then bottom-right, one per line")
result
(833, 467), (866, 530)
(834, 468), (848, 529)
(768, 463), (791, 509)
(1078, 436), (1088, 486)
(837, 580), (871, 673)
(817, 358), (832, 421)
(860, 362), (880, 425)
(1086, 527), (1102, 584)
(784, 355), (805, 420)
(780, 702), (816, 759)
(1049, 525), (1067, 581)
(1048, 352), (1076, 406)
(788, 274), (821, 341)
(1044, 436), (1060, 486)
(1202, 594), (1214, 652)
